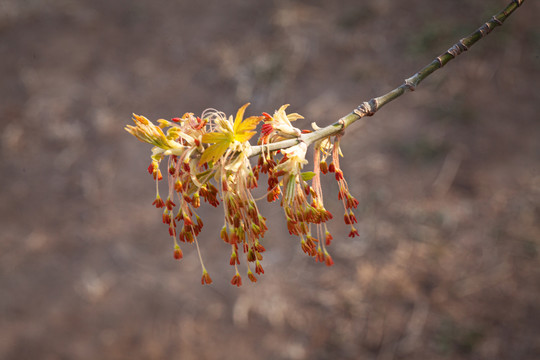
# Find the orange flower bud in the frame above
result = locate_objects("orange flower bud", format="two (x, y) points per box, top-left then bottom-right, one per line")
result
(174, 179), (183, 192)
(231, 273), (242, 287)
(230, 251), (239, 265)
(325, 231), (333, 246)
(247, 270), (257, 283)
(328, 163), (335, 173)
(201, 271), (212, 285)
(220, 226), (229, 243)
(255, 261), (264, 275)
(174, 247), (183, 260)
(324, 252), (334, 266)
(165, 197), (176, 210)
(348, 226), (359, 238)
(152, 195), (165, 208)
(320, 160), (328, 174)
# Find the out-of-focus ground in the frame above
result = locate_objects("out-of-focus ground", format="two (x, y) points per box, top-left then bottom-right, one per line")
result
(1, 0), (539, 359)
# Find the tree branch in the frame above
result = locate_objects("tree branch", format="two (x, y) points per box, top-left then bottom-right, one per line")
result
(248, 0), (525, 158)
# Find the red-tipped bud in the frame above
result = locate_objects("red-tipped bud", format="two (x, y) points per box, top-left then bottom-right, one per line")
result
(251, 223), (261, 235)
(173, 246), (183, 260)
(162, 209), (171, 224)
(192, 192), (201, 208)
(201, 271), (212, 285)
(316, 248), (325, 263)
(325, 231), (333, 246)
(328, 163), (336, 173)
(247, 270), (257, 283)
(231, 273), (242, 287)
(346, 195), (359, 209)
(348, 210), (357, 224)
(261, 123), (274, 136)
(220, 226), (229, 243)
(247, 249), (256, 262)
(349, 226), (360, 238)
(174, 179), (183, 192)
(165, 197), (176, 210)
(183, 213), (194, 226)
(335, 169), (344, 181)
(320, 161), (328, 174)
(254, 241), (266, 253)
(184, 230), (194, 243)
(195, 215), (203, 229)
(301, 239), (317, 256)
(255, 260), (265, 275)
(324, 251), (334, 266)
(152, 195), (165, 208)
(230, 251), (239, 265)
(229, 232), (238, 245)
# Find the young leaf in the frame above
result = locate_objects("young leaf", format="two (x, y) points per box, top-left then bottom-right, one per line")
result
(233, 103), (262, 143)
(199, 142), (230, 165)
(234, 116), (262, 142)
(200, 132), (233, 165)
(301, 171), (316, 181)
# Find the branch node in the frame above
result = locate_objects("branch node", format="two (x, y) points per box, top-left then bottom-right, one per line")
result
(479, 21), (495, 36)
(404, 77), (417, 91)
(492, 15), (503, 26)
(354, 101), (376, 118)
(447, 39), (469, 58)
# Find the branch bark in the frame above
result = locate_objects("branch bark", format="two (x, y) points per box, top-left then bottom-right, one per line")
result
(248, 0), (525, 158)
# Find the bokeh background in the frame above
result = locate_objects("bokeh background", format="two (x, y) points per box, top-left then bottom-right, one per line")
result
(1, 0), (539, 359)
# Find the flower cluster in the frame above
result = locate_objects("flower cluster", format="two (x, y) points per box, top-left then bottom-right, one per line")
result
(126, 103), (359, 286)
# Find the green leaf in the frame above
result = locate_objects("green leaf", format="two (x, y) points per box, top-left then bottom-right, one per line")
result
(301, 171), (316, 181)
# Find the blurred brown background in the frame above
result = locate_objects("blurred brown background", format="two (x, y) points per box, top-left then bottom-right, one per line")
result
(1, 0), (539, 359)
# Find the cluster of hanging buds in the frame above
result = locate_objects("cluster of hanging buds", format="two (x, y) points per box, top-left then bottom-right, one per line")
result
(126, 103), (359, 286)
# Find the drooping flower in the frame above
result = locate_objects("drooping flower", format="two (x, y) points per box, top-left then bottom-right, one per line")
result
(126, 103), (360, 286)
